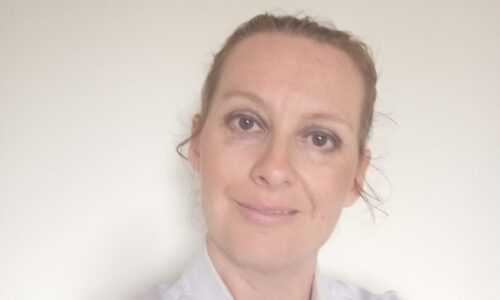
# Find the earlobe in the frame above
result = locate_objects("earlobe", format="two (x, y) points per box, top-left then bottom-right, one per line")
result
(188, 114), (202, 172)
(344, 148), (371, 207)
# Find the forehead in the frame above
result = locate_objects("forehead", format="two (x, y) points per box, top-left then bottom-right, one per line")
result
(214, 33), (365, 129)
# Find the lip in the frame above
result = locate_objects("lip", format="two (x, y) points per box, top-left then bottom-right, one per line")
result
(233, 200), (299, 226)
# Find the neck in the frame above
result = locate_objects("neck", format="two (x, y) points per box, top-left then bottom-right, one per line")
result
(207, 238), (317, 300)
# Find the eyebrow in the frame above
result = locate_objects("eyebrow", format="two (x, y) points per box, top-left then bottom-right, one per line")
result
(302, 112), (353, 131)
(222, 89), (353, 131)
(222, 89), (268, 109)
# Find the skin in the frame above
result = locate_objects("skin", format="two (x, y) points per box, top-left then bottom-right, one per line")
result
(189, 33), (371, 300)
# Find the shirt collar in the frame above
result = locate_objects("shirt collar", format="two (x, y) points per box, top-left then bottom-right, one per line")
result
(180, 244), (326, 300)
(181, 245), (235, 299)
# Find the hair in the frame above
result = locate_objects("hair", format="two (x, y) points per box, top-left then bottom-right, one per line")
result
(177, 13), (383, 212)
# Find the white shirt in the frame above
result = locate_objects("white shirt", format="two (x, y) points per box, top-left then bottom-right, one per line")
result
(149, 246), (401, 300)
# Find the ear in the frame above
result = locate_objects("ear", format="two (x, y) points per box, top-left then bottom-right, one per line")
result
(188, 114), (202, 172)
(344, 148), (371, 207)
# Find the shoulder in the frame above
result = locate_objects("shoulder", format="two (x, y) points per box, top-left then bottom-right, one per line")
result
(319, 275), (402, 300)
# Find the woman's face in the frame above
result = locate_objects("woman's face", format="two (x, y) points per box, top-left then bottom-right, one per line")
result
(189, 33), (370, 271)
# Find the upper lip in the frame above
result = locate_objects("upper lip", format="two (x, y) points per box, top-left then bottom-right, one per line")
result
(234, 199), (299, 214)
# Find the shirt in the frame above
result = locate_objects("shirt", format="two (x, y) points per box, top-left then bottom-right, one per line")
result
(150, 246), (401, 300)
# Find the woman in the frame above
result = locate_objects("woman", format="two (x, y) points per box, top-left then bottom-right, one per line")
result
(158, 13), (400, 300)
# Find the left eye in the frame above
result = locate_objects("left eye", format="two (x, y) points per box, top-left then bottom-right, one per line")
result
(311, 133), (329, 147)
(306, 132), (341, 150)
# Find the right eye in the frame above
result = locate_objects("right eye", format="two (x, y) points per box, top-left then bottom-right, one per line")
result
(237, 115), (256, 130)
(227, 113), (264, 133)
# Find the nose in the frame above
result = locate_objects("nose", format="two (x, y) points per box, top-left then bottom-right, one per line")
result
(250, 136), (296, 189)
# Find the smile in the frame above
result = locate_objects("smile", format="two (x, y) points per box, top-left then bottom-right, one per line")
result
(234, 200), (299, 226)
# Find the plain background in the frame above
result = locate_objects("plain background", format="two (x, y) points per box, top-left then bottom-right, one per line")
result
(1, 0), (499, 299)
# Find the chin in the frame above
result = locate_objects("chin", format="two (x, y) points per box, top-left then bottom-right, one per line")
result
(227, 239), (298, 271)
(208, 221), (320, 272)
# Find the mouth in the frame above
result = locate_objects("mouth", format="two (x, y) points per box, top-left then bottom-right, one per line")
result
(234, 200), (299, 226)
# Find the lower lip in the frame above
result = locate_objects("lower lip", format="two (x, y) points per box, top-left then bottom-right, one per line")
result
(234, 201), (298, 226)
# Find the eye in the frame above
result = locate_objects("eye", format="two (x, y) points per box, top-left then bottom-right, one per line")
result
(311, 134), (329, 147)
(306, 131), (341, 151)
(226, 113), (264, 133)
(238, 116), (256, 130)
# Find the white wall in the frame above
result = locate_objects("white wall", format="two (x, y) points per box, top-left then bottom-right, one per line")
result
(1, 1), (499, 299)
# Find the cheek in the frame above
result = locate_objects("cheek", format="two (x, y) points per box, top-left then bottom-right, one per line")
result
(301, 159), (358, 218)
(289, 165), (355, 250)
(299, 167), (356, 246)
(198, 122), (260, 184)
(197, 129), (251, 214)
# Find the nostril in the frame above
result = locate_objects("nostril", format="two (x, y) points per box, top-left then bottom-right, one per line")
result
(257, 175), (268, 184)
(249, 142), (295, 188)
